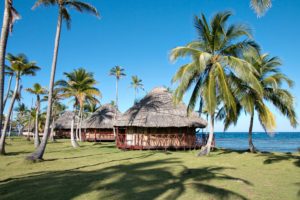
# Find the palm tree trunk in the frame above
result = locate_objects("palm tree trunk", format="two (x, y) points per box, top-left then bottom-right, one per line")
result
(134, 88), (136, 104)
(26, 9), (62, 161)
(116, 78), (119, 109)
(79, 106), (83, 142)
(0, 0), (11, 141)
(248, 112), (256, 153)
(8, 109), (13, 138)
(49, 117), (55, 142)
(70, 111), (79, 148)
(34, 96), (40, 148)
(75, 113), (79, 141)
(0, 75), (19, 154)
(198, 115), (214, 156)
(3, 74), (12, 108)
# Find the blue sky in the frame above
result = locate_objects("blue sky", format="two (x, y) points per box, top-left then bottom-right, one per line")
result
(1, 0), (300, 132)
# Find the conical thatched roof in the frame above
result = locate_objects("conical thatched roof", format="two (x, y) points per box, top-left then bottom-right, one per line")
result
(83, 104), (120, 129)
(54, 111), (77, 129)
(116, 87), (207, 128)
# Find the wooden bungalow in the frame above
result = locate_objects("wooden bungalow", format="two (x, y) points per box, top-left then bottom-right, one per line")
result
(115, 87), (207, 150)
(82, 104), (120, 142)
(54, 111), (78, 138)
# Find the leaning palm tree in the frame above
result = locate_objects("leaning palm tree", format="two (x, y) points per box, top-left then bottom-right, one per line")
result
(0, 0), (21, 142)
(3, 65), (14, 108)
(130, 75), (144, 103)
(0, 53), (40, 154)
(26, 83), (47, 148)
(57, 68), (101, 147)
(250, 0), (272, 17)
(27, 0), (99, 161)
(224, 51), (298, 152)
(109, 66), (126, 109)
(170, 11), (262, 156)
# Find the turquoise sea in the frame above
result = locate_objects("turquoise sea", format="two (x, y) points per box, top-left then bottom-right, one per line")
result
(211, 132), (300, 153)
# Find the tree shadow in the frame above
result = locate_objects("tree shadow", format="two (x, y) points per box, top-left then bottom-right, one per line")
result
(4, 150), (33, 156)
(0, 158), (252, 200)
(257, 152), (300, 167)
(214, 148), (250, 155)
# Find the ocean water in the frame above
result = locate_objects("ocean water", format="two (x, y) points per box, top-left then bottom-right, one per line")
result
(201, 132), (300, 153)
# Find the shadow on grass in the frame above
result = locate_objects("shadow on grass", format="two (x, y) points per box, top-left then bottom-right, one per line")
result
(5, 150), (33, 156)
(0, 158), (251, 200)
(257, 152), (300, 167)
(213, 148), (251, 155)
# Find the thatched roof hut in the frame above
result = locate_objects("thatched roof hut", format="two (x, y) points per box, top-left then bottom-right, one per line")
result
(55, 111), (77, 130)
(116, 87), (207, 128)
(83, 104), (120, 129)
(115, 87), (207, 150)
(83, 104), (120, 141)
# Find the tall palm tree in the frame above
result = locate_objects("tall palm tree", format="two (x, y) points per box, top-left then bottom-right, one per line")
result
(224, 52), (298, 152)
(170, 11), (262, 156)
(57, 68), (101, 147)
(130, 75), (144, 103)
(0, 0), (21, 143)
(27, 0), (99, 161)
(250, 0), (272, 17)
(26, 83), (47, 148)
(109, 66), (126, 109)
(0, 53), (40, 154)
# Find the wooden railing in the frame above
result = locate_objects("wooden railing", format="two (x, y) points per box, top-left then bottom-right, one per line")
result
(116, 133), (204, 150)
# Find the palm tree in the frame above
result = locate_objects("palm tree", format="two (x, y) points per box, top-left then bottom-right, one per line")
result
(0, 53), (40, 154)
(42, 84), (65, 142)
(84, 102), (100, 113)
(14, 103), (28, 136)
(250, 0), (272, 17)
(27, 0), (99, 161)
(0, 0), (20, 145)
(26, 83), (47, 148)
(224, 52), (298, 152)
(49, 101), (66, 142)
(130, 75), (144, 104)
(170, 11), (262, 156)
(109, 66), (126, 109)
(57, 68), (101, 147)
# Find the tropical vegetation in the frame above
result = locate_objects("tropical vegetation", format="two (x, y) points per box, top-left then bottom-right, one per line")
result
(57, 68), (101, 147)
(171, 11), (263, 155)
(0, 53), (40, 154)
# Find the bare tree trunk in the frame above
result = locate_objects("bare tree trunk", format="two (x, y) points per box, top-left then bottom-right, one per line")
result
(248, 112), (256, 153)
(70, 113), (79, 148)
(3, 74), (12, 108)
(26, 9), (62, 161)
(0, 0), (11, 149)
(34, 96), (40, 148)
(0, 75), (19, 154)
(198, 115), (214, 156)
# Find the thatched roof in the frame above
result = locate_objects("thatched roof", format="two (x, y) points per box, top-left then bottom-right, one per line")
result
(83, 104), (120, 129)
(115, 87), (207, 128)
(54, 111), (77, 130)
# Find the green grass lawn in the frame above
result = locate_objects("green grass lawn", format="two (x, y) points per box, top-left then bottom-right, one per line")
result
(0, 137), (299, 200)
